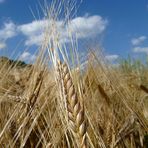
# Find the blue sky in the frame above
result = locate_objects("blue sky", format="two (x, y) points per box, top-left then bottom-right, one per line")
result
(0, 0), (148, 63)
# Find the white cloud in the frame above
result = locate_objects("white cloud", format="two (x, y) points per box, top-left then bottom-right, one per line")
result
(0, 15), (107, 47)
(18, 15), (108, 46)
(68, 15), (107, 39)
(20, 51), (36, 62)
(0, 21), (17, 40)
(0, 21), (17, 50)
(131, 36), (147, 46)
(0, 0), (5, 3)
(133, 46), (148, 54)
(105, 54), (119, 62)
(0, 42), (6, 49)
(18, 20), (47, 36)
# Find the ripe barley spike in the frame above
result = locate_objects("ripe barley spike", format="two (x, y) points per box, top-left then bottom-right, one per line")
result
(58, 60), (87, 148)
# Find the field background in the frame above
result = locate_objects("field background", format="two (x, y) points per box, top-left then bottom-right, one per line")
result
(0, 0), (148, 147)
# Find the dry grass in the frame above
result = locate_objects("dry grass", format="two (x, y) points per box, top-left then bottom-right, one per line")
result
(0, 51), (147, 147)
(0, 0), (147, 147)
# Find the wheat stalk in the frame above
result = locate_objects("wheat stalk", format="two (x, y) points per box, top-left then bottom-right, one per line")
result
(57, 60), (87, 148)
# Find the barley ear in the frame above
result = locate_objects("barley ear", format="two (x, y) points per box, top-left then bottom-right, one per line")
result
(61, 62), (87, 148)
